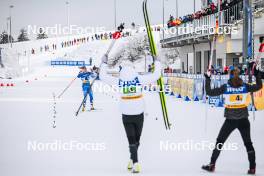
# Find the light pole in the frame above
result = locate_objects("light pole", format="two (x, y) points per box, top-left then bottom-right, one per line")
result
(193, 0), (196, 13)
(9, 5), (14, 48)
(6, 17), (9, 45)
(162, 0), (165, 41)
(175, 0), (178, 18)
(114, 0), (117, 29)
(175, 0), (179, 43)
(66, 1), (70, 35)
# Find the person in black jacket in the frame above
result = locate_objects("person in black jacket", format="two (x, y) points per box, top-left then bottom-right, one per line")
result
(202, 66), (262, 175)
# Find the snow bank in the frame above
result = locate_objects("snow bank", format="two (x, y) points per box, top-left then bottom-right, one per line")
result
(0, 48), (22, 79)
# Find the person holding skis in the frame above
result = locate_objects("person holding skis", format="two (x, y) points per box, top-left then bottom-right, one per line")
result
(77, 66), (96, 111)
(100, 54), (161, 174)
(202, 65), (262, 175)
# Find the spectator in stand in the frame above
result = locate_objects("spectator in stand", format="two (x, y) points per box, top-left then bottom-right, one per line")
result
(166, 1), (223, 28)
(167, 15), (175, 28)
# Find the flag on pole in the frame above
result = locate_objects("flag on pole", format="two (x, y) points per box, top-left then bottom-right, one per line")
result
(247, 6), (253, 58)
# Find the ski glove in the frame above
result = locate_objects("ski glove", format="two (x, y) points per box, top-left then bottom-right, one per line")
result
(253, 64), (260, 78)
(204, 70), (211, 79)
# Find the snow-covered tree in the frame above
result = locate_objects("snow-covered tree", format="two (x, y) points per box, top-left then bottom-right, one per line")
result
(0, 31), (14, 44)
(108, 33), (149, 66)
(17, 28), (29, 42)
(160, 47), (179, 65)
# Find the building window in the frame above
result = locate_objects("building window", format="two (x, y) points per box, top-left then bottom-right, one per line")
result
(233, 58), (239, 66)
(181, 62), (185, 73)
(217, 58), (222, 68)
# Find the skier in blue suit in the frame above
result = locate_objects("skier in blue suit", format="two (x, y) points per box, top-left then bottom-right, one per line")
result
(77, 66), (96, 111)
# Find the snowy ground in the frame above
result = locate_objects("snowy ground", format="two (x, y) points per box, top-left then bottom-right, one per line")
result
(0, 66), (264, 176)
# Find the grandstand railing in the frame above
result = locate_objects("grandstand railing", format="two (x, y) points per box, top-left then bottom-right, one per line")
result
(162, 1), (264, 43)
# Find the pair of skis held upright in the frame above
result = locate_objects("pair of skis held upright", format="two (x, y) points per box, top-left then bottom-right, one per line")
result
(143, 0), (171, 130)
(75, 0), (171, 130)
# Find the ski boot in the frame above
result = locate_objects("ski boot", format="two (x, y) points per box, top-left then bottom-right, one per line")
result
(127, 160), (133, 171)
(132, 163), (141, 173)
(202, 163), (215, 172)
(90, 103), (95, 111)
(82, 104), (86, 112)
(248, 168), (256, 175)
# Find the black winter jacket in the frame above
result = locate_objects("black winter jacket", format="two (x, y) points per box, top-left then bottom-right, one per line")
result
(205, 73), (262, 119)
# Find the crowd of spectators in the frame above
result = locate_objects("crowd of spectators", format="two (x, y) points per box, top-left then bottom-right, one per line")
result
(167, 0), (243, 28)
(27, 22), (163, 57)
(28, 29), (134, 56)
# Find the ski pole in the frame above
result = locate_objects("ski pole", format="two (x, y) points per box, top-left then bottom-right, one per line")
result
(75, 40), (117, 116)
(250, 64), (256, 120)
(57, 77), (77, 99)
(75, 48), (114, 116)
(203, 76), (208, 133)
(75, 86), (91, 116)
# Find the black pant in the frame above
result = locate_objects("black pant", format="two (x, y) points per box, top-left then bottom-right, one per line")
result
(122, 113), (144, 163)
(211, 118), (256, 169)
